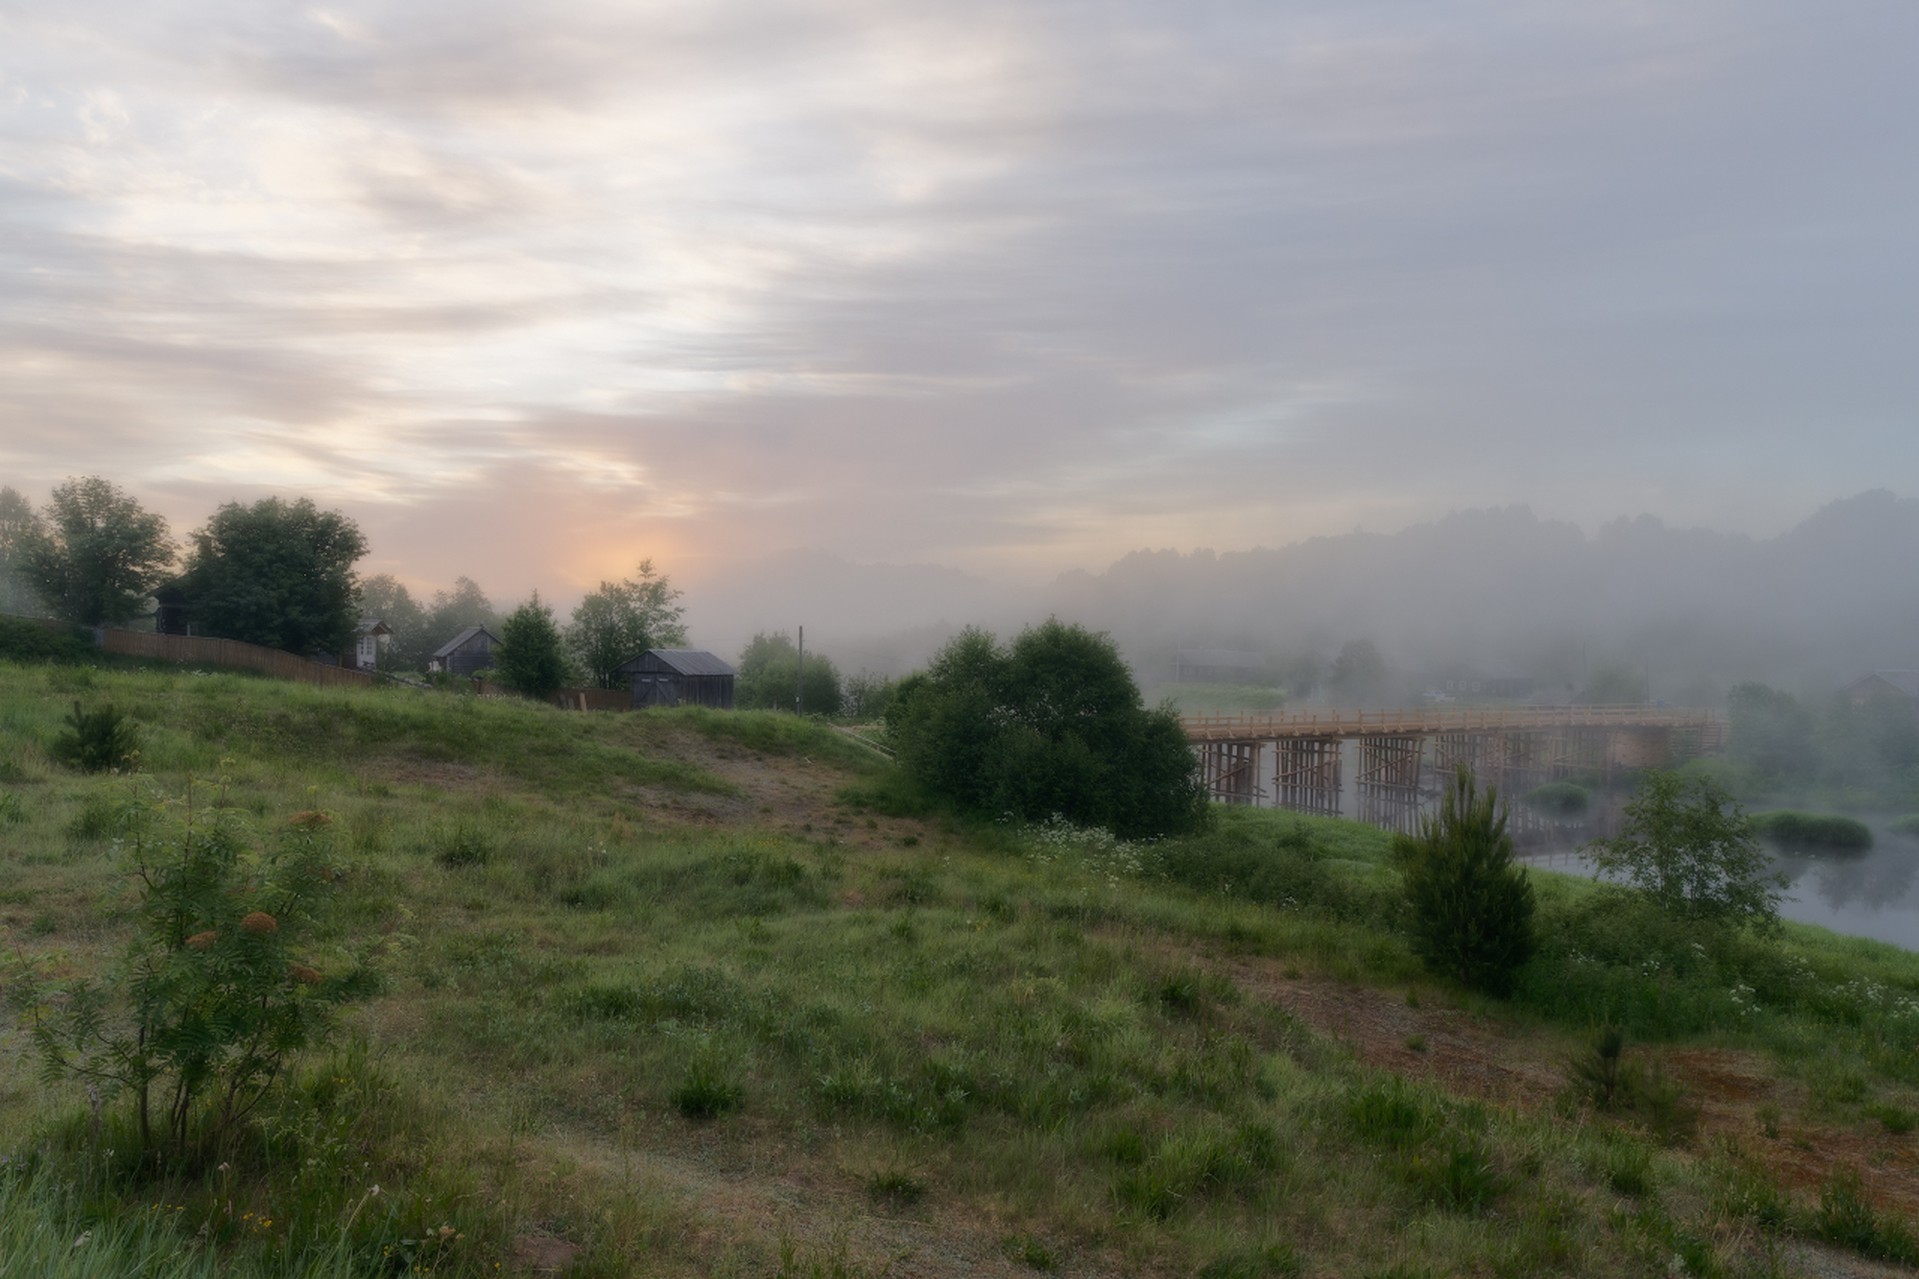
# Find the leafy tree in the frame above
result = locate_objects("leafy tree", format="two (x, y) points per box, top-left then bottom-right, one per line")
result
(354, 573), (429, 670)
(18, 476), (174, 626)
(568, 559), (688, 689)
(736, 631), (842, 714)
(841, 670), (899, 720)
(887, 620), (1209, 839)
(1726, 682), (1816, 785)
(7, 789), (373, 1157)
(179, 497), (368, 657)
(1581, 662), (1649, 706)
(420, 576), (500, 660)
(1395, 767), (1536, 995)
(1586, 771), (1783, 931)
(494, 593), (569, 699)
(0, 485), (45, 615)
(1329, 639), (1387, 703)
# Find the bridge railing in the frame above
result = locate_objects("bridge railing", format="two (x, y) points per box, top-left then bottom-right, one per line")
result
(1180, 704), (1723, 741)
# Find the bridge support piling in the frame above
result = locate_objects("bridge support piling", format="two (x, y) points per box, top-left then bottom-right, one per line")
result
(1199, 741), (1261, 805)
(1273, 736), (1342, 817)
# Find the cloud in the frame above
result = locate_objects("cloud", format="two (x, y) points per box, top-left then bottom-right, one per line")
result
(2, 0), (1916, 604)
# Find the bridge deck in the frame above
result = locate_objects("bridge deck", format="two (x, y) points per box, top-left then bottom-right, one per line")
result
(1181, 704), (1722, 742)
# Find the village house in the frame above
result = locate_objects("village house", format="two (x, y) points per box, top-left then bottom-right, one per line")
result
(428, 625), (499, 677)
(1172, 648), (1268, 684)
(1841, 670), (1919, 710)
(616, 649), (736, 709)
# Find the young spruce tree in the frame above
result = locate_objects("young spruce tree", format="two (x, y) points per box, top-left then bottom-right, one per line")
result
(1395, 766), (1536, 996)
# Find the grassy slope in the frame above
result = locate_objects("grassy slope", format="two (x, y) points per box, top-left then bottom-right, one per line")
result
(3, 662), (1918, 1277)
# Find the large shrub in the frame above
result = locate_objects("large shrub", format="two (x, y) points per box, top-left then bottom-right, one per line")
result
(494, 594), (569, 699)
(886, 620), (1208, 839)
(1395, 767), (1536, 996)
(8, 790), (374, 1157)
(1586, 771), (1783, 931)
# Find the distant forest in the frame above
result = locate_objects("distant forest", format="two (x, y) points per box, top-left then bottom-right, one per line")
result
(1042, 490), (1919, 705)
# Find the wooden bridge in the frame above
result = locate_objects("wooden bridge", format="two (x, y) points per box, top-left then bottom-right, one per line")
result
(1183, 704), (1727, 818)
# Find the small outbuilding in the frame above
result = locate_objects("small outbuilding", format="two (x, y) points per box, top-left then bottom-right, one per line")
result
(428, 625), (499, 677)
(617, 649), (736, 709)
(346, 618), (391, 672)
(1173, 648), (1268, 684)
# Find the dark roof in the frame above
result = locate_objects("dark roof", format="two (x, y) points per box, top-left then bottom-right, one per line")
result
(617, 648), (736, 677)
(358, 617), (391, 636)
(1846, 670), (1919, 698)
(432, 625), (498, 658)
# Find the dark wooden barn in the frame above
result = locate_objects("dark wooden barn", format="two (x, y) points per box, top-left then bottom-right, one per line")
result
(154, 581), (196, 636)
(617, 649), (736, 709)
(429, 625), (499, 677)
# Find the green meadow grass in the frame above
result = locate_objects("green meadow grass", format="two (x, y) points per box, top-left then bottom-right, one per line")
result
(3, 659), (1918, 1275)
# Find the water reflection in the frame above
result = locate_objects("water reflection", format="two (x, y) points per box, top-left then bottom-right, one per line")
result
(1248, 739), (1919, 951)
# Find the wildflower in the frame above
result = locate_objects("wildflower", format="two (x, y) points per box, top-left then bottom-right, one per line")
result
(241, 911), (279, 935)
(185, 930), (219, 951)
(289, 809), (332, 829)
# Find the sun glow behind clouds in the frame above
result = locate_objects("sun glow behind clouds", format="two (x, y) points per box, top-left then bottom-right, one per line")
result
(2, 1), (1917, 603)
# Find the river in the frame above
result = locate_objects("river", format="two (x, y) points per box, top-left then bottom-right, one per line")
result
(1244, 741), (1919, 950)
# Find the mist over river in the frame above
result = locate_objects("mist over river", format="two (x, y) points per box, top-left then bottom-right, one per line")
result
(1247, 744), (1919, 950)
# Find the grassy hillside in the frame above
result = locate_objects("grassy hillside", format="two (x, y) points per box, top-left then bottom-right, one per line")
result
(3, 660), (1918, 1277)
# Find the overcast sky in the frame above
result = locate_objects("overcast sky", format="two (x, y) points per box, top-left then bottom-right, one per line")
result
(3, 1), (1914, 606)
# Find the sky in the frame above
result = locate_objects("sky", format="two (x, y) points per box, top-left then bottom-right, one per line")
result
(3, 1), (1916, 615)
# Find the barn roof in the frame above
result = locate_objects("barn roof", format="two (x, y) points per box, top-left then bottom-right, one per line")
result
(358, 617), (392, 636)
(432, 626), (497, 658)
(617, 648), (736, 677)
(1846, 670), (1919, 699)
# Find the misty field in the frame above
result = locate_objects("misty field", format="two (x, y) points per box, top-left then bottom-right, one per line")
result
(3, 660), (1919, 1277)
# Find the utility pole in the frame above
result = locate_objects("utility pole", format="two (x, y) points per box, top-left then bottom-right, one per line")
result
(796, 625), (804, 716)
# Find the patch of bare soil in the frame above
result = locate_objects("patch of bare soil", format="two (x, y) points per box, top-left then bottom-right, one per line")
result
(522, 1129), (1124, 1279)
(636, 726), (921, 854)
(1231, 959), (1567, 1108)
(1229, 957), (1919, 1229)
(379, 759), (490, 791)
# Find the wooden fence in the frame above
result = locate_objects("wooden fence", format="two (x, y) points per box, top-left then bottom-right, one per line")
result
(100, 630), (374, 689)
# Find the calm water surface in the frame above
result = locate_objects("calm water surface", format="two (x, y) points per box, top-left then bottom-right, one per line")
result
(1248, 742), (1919, 950)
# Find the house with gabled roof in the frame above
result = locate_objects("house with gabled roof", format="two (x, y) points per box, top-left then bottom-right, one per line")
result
(428, 625), (499, 677)
(617, 649), (735, 709)
(1842, 670), (1919, 708)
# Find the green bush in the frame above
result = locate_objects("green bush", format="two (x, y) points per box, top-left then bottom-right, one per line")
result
(735, 631), (842, 715)
(1750, 810), (1873, 852)
(0, 615), (95, 664)
(1395, 767), (1536, 996)
(49, 700), (140, 773)
(7, 790), (375, 1157)
(494, 594), (570, 699)
(1523, 781), (1590, 816)
(1586, 771), (1782, 931)
(886, 621), (1208, 839)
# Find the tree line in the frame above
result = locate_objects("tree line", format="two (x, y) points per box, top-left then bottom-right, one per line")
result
(0, 478), (692, 693)
(0, 476), (902, 710)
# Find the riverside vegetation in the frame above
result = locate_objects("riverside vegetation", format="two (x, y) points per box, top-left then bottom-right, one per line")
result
(2, 660), (1919, 1275)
